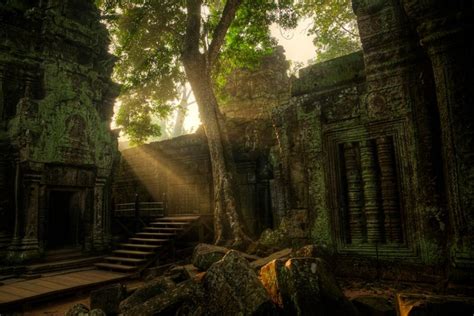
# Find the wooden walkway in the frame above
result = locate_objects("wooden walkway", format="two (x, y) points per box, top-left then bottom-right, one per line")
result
(0, 269), (129, 311)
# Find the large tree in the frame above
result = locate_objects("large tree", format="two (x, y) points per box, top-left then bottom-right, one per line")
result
(297, 0), (360, 62)
(100, 0), (297, 247)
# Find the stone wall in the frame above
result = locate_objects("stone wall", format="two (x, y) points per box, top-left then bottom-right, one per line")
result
(0, 0), (119, 262)
(221, 46), (290, 120)
(113, 120), (275, 238)
(271, 0), (473, 282)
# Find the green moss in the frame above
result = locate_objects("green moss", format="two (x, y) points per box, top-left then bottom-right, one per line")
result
(292, 51), (365, 96)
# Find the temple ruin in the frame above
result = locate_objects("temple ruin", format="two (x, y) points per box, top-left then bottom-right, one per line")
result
(0, 0), (473, 314)
(0, 0), (119, 262)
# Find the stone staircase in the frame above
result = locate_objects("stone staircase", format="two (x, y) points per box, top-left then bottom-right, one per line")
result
(95, 215), (200, 273)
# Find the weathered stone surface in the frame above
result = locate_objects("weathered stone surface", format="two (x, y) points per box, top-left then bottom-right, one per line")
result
(202, 250), (274, 315)
(250, 248), (292, 270)
(65, 303), (89, 316)
(90, 283), (126, 315)
(192, 243), (259, 270)
(352, 296), (395, 316)
(119, 277), (175, 314)
(294, 244), (334, 265)
(88, 309), (106, 316)
(163, 265), (191, 283)
(396, 293), (474, 316)
(122, 279), (203, 316)
(258, 210), (310, 250)
(260, 257), (357, 315)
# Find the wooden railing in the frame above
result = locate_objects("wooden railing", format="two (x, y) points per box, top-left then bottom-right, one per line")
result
(113, 201), (165, 218)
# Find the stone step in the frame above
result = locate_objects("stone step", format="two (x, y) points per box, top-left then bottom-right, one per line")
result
(154, 216), (200, 222)
(129, 238), (169, 244)
(141, 227), (184, 232)
(94, 262), (137, 272)
(149, 221), (190, 226)
(112, 249), (154, 257)
(104, 256), (147, 265)
(119, 243), (162, 250)
(136, 232), (178, 238)
(144, 226), (181, 231)
(142, 229), (177, 236)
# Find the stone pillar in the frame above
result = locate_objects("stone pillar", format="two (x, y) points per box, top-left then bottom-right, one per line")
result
(343, 143), (365, 244)
(7, 171), (42, 262)
(0, 63), (5, 125)
(360, 140), (382, 244)
(20, 173), (42, 258)
(401, 1), (474, 266)
(93, 177), (106, 251)
(0, 152), (11, 254)
(376, 136), (402, 244)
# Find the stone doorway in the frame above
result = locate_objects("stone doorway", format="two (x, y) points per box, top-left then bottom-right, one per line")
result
(46, 190), (83, 250)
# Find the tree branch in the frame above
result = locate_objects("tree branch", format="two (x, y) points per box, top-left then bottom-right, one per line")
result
(183, 0), (202, 57)
(207, 0), (243, 67)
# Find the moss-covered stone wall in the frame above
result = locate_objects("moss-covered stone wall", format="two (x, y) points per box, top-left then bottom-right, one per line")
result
(0, 0), (119, 262)
(270, 0), (473, 283)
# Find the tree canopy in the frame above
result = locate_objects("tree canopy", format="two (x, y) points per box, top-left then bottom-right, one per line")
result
(99, 0), (298, 144)
(297, 0), (360, 62)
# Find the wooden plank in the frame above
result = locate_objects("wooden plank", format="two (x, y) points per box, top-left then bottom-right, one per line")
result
(27, 279), (62, 291)
(0, 291), (24, 303)
(34, 279), (69, 291)
(7, 282), (50, 295)
(49, 275), (86, 287)
(64, 272), (113, 283)
(81, 270), (125, 279)
(0, 269), (130, 308)
(0, 289), (24, 300)
(53, 275), (90, 286)
(60, 273), (103, 283)
(0, 285), (36, 298)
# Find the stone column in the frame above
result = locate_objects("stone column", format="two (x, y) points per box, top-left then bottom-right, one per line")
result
(7, 171), (42, 262)
(20, 173), (42, 259)
(0, 152), (11, 254)
(402, 1), (474, 265)
(376, 137), (402, 244)
(93, 177), (106, 251)
(0, 63), (5, 125)
(343, 143), (365, 244)
(360, 140), (382, 244)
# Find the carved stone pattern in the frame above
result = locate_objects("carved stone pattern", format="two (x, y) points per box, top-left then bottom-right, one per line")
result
(342, 143), (365, 244)
(359, 140), (382, 243)
(376, 136), (403, 243)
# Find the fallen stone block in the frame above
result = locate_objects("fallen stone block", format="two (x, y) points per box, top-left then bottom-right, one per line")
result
(90, 283), (126, 315)
(260, 257), (357, 315)
(192, 243), (260, 270)
(202, 250), (275, 315)
(250, 248), (292, 270)
(396, 293), (474, 316)
(119, 276), (175, 314)
(122, 279), (203, 316)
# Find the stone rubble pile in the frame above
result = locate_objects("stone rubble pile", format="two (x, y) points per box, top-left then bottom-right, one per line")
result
(66, 243), (474, 316)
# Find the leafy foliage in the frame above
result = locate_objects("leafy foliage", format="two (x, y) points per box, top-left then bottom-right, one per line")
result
(97, 0), (298, 144)
(297, 0), (360, 62)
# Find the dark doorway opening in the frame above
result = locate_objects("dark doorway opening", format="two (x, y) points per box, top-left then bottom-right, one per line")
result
(46, 190), (81, 250)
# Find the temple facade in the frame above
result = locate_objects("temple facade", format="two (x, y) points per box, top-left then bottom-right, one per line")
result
(0, 0), (119, 262)
(114, 0), (473, 282)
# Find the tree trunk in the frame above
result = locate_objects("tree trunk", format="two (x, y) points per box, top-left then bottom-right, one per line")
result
(172, 86), (190, 137)
(182, 56), (251, 248)
(182, 0), (250, 248)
